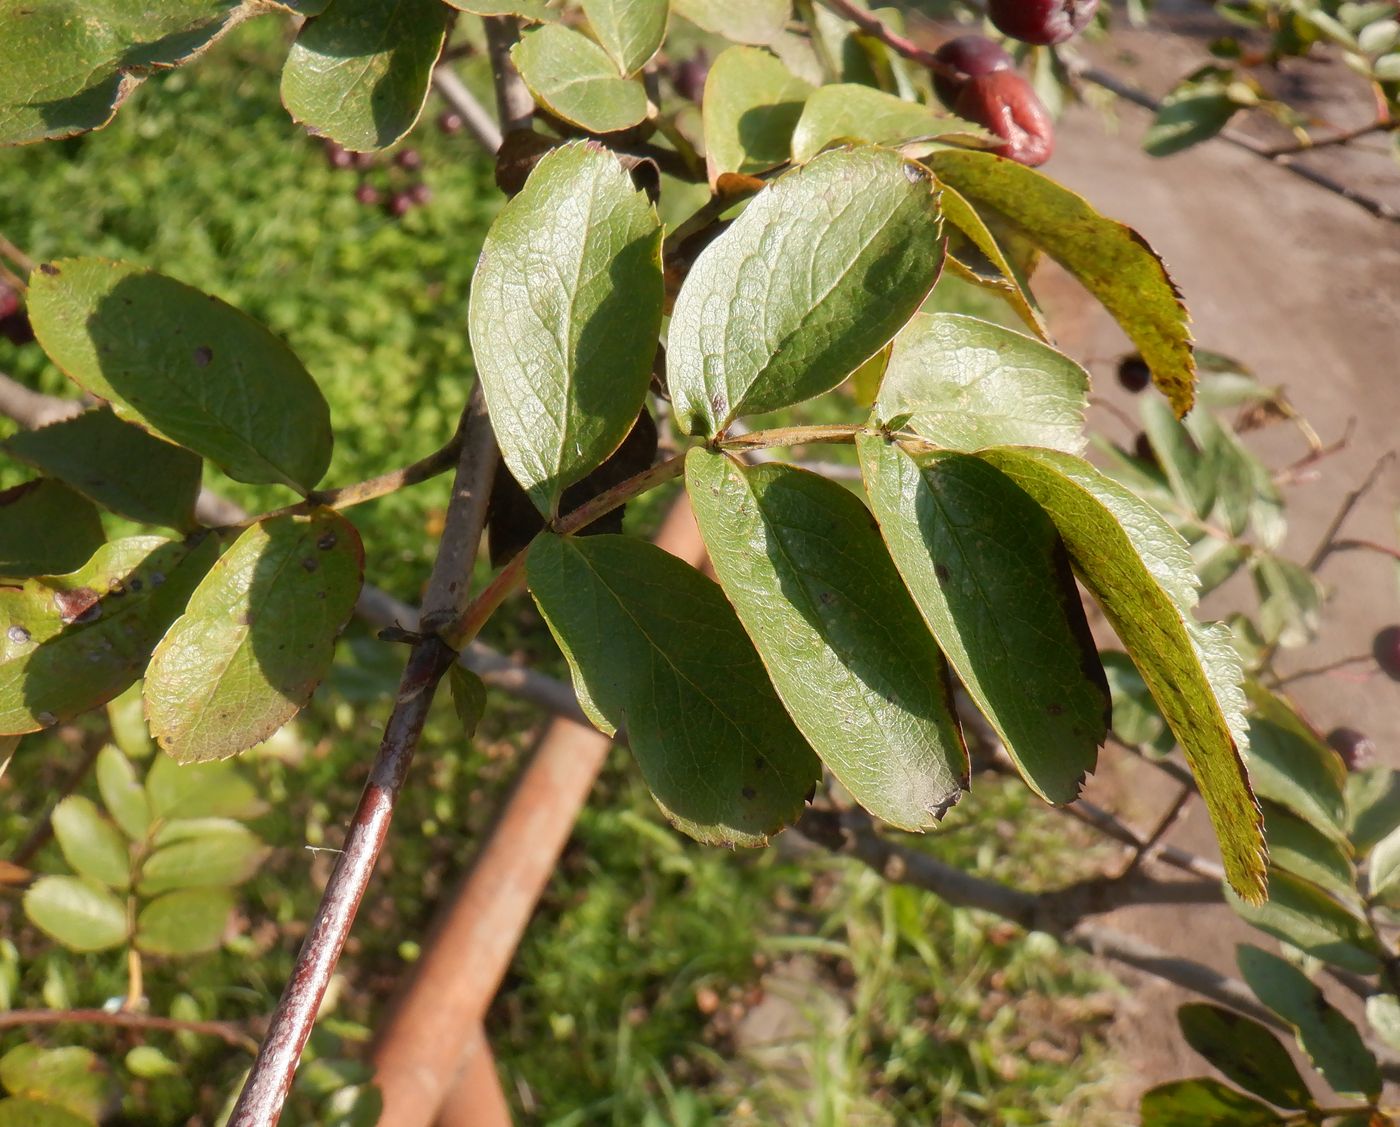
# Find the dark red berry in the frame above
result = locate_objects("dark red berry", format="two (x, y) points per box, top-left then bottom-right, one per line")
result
(1132, 432), (1156, 466)
(0, 312), (33, 347)
(409, 182), (432, 206)
(324, 141), (353, 171)
(673, 51), (709, 104)
(355, 183), (382, 207)
(387, 191), (415, 218)
(988, 0), (1099, 46)
(394, 148), (422, 171)
(352, 150), (376, 171)
(1118, 355), (1151, 393)
(0, 283), (19, 322)
(953, 71), (1054, 166)
(437, 110), (464, 136)
(1326, 727), (1376, 771)
(931, 35), (1015, 110)
(1374, 626), (1400, 680)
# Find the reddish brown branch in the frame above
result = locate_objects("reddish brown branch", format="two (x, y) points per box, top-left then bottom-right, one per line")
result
(0, 1008), (260, 1053)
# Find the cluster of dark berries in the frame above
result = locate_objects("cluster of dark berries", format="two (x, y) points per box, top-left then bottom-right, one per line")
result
(323, 139), (432, 218)
(931, 0), (1099, 166)
(0, 281), (33, 346)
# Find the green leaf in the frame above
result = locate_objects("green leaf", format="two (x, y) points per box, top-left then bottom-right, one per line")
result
(449, 665), (487, 739)
(1367, 821), (1400, 900)
(791, 84), (978, 163)
(124, 1046), (180, 1080)
(1177, 1003), (1314, 1111)
(0, 1100), (92, 1127)
(926, 150), (1196, 417)
(145, 754), (265, 821)
(671, 0), (789, 45)
(939, 182), (1049, 340)
(510, 25), (648, 134)
(1347, 768), (1400, 854)
(0, 535), (218, 736)
(22, 875), (127, 952)
(95, 745), (150, 842)
(28, 258), (333, 494)
(468, 142), (662, 516)
(526, 533), (820, 846)
(1245, 687), (1348, 846)
(0, 480), (105, 580)
(687, 450), (968, 830)
(134, 887), (233, 956)
(1102, 650), (1172, 751)
(138, 818), (267, 894)
(1140, 397), (1213, 516)
(51, 796), (130, 890)
(1251, 556), (1323, 649)
(106, 683), (152, 759)
(874, 313), (1089, 454)
(1262, 803), (1356, 905)
(0, 1), (252, 146)
(581, 0), (668, 76)
(1229, 869), (1379, 975)
(447, 1), (559, 19)
(1139, 1079), (1284, 1126)
(281, 0), (449, 152)
(978, 446), (1264, 901)
(1237, 943), (1382, 1099)
(670, 146), (943, 436)
(701, 46), (811, 179)
(1145, 68), (1242, 157)
(1366, 993), (1400, 1053)
(144, 511), (364, 763)
(0, 1043), (115, 1122)
(857, 436), (1108, 804)
(3, 409), (201, 531)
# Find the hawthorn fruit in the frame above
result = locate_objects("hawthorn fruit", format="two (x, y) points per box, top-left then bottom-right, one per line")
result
(437, 110), (464, 136)
(1326, 727), (1376, 771)
(355, 183), (382, 207)
(1118, 355), (1152, 393)
(954, 71), (1054, 166)
(931, 35), (1015, 110)
(673, 51), (709, 104)
(324, 140), (353, 171)
(989, 0), (1099, 46)
(395, 148), (423, 171)
(1374, 625), (1400, 680)
(387, 191), (415, 218)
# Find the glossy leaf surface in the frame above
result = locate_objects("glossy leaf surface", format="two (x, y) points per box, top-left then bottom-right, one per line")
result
(511, 25), (648, 133)
(1177, 1003), (1313, 1111)
(134, 887), (233, 956)
(22, 876), (127, 952)
(702, 46), (812, 179)
(51, 796), (130, 890)
(0, 480), (104, 580)
(792, 84), (979, 162)
(581, 0), (668, 75)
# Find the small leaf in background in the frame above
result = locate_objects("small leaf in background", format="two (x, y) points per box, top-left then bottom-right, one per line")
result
(0, 535), (218, 735)
(1229, 869), (1379, 975)
(281, 0), (449, 152)
(980, 446), (1264, 901)
(0, 2), (250, 145)
(95, 745), (150, 842)
(0, 1100), (91, 1127)
(1140, 397), (1213, 517)
(1348, 767), (1400, 854)
(1366, 994), (1400, 1053)
(145, 511), (364, 763)
(1139, 1079), (1284, 1126)
(1261, 802), (1356, 905)
(1367, 821), (1400, 901)
(1177, 1003), (1314, 1111)
(939, 183), (1049, 340)
(3, 408), (202, 532)
(702, 46), (812, 179)
(511, 25), (648, 133)
(28, 258), (333, 494)
(791, 84), (979, 163)
(1251, 555), (1323, 649)
(22, 875), (127, 952)
(106, 682), (152, 760)
(527, 533), (820, 846)
(687, 450), (968, 830)
(0, 480), (104, 580)
(468, 142), (662, 517)
(1102, 651), (1173, 751)
(581, 0), (668, 76)
(858, 437), (1108, 804)
(449, 666), (488, 739)
(1145, 66), (1244, 157)
(145, 753), (266, 822)
(1192, 538), (1249, 598)
(874, 312), (1089, 453)
(1245, 687), (1348, 846)
(670, 146), (943, 436)
(51, 796), (130, 890)
(124, 1046), (180, 1080)
(0, 1044), (116, 1122)
(671, 0), (790, 46)
(926, 150), (1197, 416)
(447, 1), (560, 18)
(138, 818), (267, 895)
(1237, 943), (1381, 1099)
(1184, 408), (1283, 546)
(134, 887), (234, 956)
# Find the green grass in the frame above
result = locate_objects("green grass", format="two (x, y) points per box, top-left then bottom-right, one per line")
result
(0, 17), (1119, 1125)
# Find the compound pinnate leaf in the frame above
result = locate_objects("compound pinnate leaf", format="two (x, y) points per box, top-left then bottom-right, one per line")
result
(510, 25), (648, 134)
(145, 753), (265, 821)
(526, 533), (820, 845)
(1145, 67), (1241, 157)
(581, 0), (668, 76)
(857, 435), (1108, 805)
(671, 0), (789, 45)
(792, 84), (979, 163)
(927, 150), (1196, 417)
(0, 480), (105, 580)
(1177, 1003), (1314, 1111)
(874, 313), (1088, 454)
(468, 142), (663, 517)
(1228, 869), (1380, 976)
(22, 875), (127, 952)
(670, 146), (943, 437)
(28, 258), (333, 494)
(1245, 685), (1347, 845)
(281, 0), (450, 152)
(0, 1045), (116, 1123)
(4, 408), (201, 531)
(1140, 1079), (1285, 1126)
(145, 511), (364, 763)
(51, 796), (130, 890)
(687, 449), (968, 830)
(0, 1), (253, 146)
(138, 818), (267, 895)
(1262, 802), (1356, 906)
(1237, 943), (1382, 1100)
(0, 535), (218, 736)
(978, 445), (1265, 902)
(134, 887), (233, 956)
(95, 745), (150, 841)
(702, 46), (812, 179)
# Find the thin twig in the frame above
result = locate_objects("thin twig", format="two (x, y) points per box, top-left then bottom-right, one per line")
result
(0, 1008), (261, 1053)
(1118, 783), (1194, 881)
(0, 373), (84, 429)
(483, 17), (534, 135)
(1307, 452), (1396, 571)
(1327, 538), (1400, 563)
(1258, 118), (1396, 158)
(431, 66), (503, 154)
(0, 233), (35, 276)
(1272, 651), (1375, 688)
